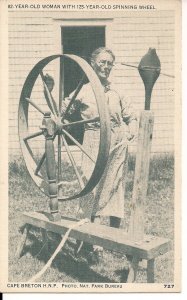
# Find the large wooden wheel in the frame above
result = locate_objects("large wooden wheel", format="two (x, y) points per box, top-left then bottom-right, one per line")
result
(18, 54), (111, 201)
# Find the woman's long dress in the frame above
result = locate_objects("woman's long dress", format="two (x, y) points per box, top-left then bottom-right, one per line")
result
(67, 82), (136, 219)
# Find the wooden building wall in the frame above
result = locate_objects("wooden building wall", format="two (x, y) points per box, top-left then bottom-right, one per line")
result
(8, 10), (175, 157)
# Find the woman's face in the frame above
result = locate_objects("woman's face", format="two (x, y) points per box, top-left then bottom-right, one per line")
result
(91, 51), (114, 81)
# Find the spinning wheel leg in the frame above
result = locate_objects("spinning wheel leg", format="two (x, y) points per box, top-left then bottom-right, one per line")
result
(147, 258), (155, 283)
(41, 229), (49, 254)
(126, 256), (140, 283)
(16, 224), (30, 258)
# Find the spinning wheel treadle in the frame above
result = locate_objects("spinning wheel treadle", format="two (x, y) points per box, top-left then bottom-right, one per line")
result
(18, 54), (111, 202)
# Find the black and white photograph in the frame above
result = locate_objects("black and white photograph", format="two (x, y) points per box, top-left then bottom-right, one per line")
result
(0, 0), (181, 293)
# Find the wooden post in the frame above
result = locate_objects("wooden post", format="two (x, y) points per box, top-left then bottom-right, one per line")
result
(128, 111), (154, 241)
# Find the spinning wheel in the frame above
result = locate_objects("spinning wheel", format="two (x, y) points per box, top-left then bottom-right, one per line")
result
(16, 50), (172, 285)
(18, 54), (111, 205)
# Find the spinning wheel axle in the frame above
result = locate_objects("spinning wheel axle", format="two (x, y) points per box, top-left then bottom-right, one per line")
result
(39, 112), (100, 137)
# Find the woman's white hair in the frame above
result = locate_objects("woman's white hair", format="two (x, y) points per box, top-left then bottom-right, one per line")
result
(91, 47), (115, 62)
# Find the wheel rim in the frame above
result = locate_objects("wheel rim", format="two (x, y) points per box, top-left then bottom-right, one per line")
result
(18, 54), (111, 200)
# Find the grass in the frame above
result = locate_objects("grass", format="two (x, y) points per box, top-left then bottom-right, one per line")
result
(8, 154), (174, 283)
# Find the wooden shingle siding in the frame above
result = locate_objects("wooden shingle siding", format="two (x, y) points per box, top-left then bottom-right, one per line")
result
(8, 11), (55, 154)
(8, 10), (175, 156)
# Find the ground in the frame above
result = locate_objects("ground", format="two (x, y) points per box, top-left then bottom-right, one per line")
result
(8, 154), (174, 283)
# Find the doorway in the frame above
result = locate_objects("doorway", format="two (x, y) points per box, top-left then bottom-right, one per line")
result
(62, 26), (105, 96)
(61, 26), (105, 144)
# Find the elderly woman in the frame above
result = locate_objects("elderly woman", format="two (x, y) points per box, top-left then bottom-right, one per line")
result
(45, 47), (137, 256)
(68, 48), (137, 227)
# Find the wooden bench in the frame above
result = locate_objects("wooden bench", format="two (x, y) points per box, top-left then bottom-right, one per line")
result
(17, 211), (172, 283)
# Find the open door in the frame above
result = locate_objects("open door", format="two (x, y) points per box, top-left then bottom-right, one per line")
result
(61, 26), (105, 144)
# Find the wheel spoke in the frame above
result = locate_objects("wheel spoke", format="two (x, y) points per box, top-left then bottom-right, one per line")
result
(62, 117), (100, 128)
(62, 135), (85, 189)
(25, 97), (45, 115)
(34, 133), (56, 176)
(40, 71), (58, 116)
(35, 152), (46, 176)
(23, 130), (44, 141)
(62, 129), (95, 163)
(59, 56), (64, 112)
(23, 139), (44, 179)
(24, 139), (35, 158)
(61, 76), (85, 121)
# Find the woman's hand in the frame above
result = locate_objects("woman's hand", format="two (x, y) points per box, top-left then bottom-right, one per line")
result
(61, 99), (69, 116)
(126, 132), (135, 141)
(43, 73), (54, 92)
(127, 119), (138, 141)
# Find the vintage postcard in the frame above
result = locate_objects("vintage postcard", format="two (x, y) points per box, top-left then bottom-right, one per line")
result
(0, 0), (181, 293)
